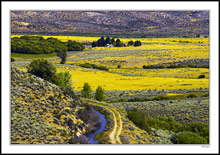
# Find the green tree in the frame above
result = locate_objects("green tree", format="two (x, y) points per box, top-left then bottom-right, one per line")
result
(81, 82), (92, 99)
(91, 41), (97, 47)
(134, 40), (142, 47)
(27, 59), (57, 83)
(56, 47), (67, 64)
(198, 74), (205, 78)
(53, 72), (72, 89)
(116, 38), (121, 43)
(67, 40), (85, 51)
(111, 38), (115, 44)
(105, 37), (111, 44)
(95, 86), (105, 101)
(128, 40), (134, 46)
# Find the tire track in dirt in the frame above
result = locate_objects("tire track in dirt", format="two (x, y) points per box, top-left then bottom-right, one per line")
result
(109, 108), (122, 144)
(88, 102), (123, 144)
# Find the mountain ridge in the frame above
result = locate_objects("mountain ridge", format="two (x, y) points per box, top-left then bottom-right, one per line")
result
(11, 11), (209, 37)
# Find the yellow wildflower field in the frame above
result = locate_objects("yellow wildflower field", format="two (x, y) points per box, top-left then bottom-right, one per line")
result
(70, 46), (209, 68)
(110, 68), (209, 79)
(14, 35), (209, 92)
(11, 35), (209, 44)
(56, 66), (209, 91)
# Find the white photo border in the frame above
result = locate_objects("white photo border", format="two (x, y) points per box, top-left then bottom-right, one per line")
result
(2, 1), (219, 154)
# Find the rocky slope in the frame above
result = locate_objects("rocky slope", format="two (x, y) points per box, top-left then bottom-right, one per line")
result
(11, 11), (209, 37)
(11, 67), (89, 144)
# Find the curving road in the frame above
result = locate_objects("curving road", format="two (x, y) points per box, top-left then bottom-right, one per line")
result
(89, 102), (123, 144)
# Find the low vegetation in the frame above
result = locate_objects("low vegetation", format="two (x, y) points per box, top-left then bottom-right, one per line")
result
(11, 36), (67, 54)
(127, 108), (209, 144)
(11, 52), (57, 59)
(27, 59), (72, 92)
(11, 34), (210, 144)
(67, 40), (85, 51)
(81, 82), (92, 99)
(95, 86), (106, 102)
(143, 64), (209, 69)
(79, 63), (109, 71)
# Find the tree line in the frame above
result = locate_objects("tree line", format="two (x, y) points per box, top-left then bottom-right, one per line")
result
(91, 36), (142, 47)
(11, 35), (85, 64)
(11, 36), (85, 54)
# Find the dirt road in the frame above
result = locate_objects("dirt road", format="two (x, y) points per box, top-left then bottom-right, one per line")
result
(89, 102), (123, 144)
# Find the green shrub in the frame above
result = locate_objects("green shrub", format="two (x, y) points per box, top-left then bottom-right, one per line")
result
(171, 131), (208, 144)
(153, 95), (169, 101)
(63, 86), (76, 99)
(53, 72), (72, 89)
(28, 59), (74, 94)
(67, 40), (85, 51)
(118, 97), (126, 102)
(95, 86), (105, 101)
(134, 40), (142, 47)
(11, 57), (15, 62)
(80, 63), (109, 71)
(187, 93), (198, 98)
(79, 63), (92, 68)
(127, 40), (134, 46)
(81, 82), (92, 99)
(27, 59), (57, 83)
(181, 122), (209, 138)
(202, 93), (209, 97)
(198, 74), (205, 78)
(127, 109), (152, 133)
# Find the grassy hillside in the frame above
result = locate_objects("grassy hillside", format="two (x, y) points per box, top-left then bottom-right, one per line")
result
(11, 67), (89, 144)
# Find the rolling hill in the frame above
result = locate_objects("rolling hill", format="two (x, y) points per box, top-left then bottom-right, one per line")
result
(11, 11), (209, 37)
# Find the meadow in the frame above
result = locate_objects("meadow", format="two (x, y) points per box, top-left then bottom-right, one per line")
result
(13, 35), (209, 92)
(11, 35), (210, 144)
(56, 66), (209, 91)
(11, 52), (57, 59)
(11, 35), (209, 44)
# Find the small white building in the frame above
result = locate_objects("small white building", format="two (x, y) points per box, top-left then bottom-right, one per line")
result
(105, 44), (113, 47)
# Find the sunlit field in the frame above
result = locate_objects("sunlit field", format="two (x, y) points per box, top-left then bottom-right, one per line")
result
(56, 66), (209, 91)
(110, 68), (209, 79)
(62, 44), (209, 68)
(11, 35), (209, 44)
(13, 35), (209, 92)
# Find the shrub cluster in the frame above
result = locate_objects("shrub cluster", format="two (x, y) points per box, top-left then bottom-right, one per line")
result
(142, 64), (209, 69)
(198, 74), (205, 78)
(127, 108), (209, 144)
(92, 37), (125, 47)
(11, 36), (85, 54)
(127, 40), (142, 47)
(27, 59), (73, 92)
(67, 40), (85, 51)
(79, 63), (109, 71)
(127, 109), (181, 133)
(11, 36), (67, 54)
(171, 131), (208, 144)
